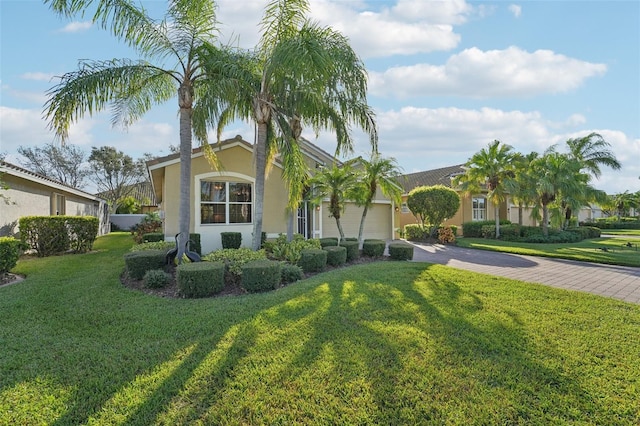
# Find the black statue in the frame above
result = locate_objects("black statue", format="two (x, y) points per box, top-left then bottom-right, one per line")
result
(166, 233), (201, 265)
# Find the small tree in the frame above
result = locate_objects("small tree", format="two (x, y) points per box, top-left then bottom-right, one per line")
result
(310, 162), (358, 239)
(88, 146), (146, 213)
(406, 185), (460, 238)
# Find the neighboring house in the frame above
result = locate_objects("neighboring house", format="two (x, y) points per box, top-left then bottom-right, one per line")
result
(96, 181), (158, 213)
(395, 164), (520, 235)
(147, 135), (397, 254)
(0, 161), (110, 237)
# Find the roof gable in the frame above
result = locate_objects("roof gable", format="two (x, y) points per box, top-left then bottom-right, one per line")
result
(399, 164), (465, 193)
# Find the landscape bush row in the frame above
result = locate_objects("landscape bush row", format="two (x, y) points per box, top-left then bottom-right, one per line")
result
(18, 216), (99, 256)
(462, 220), (601, 242)
(125, 234), (414, 298)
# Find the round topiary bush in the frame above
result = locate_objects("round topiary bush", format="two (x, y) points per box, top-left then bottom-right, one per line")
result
(319, 238), (338, 248)
(298, 249), (327, 273)
(241, 259), (282, 293)
(339, 240), (359, 262)
(143, 269), (171, 288)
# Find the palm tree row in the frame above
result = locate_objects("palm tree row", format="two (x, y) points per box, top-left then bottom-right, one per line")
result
(310, 152), (403, 245)
(454, 133), (621, 237)
(44, 0), (377, 255)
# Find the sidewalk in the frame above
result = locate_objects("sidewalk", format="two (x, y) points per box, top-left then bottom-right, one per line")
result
(408, 242), (640, 304)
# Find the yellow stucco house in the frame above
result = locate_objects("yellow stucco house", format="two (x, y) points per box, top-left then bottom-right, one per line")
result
(147, 136), (397, 254)
(395, 164), (525, 235)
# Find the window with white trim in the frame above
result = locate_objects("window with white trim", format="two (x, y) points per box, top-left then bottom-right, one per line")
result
(472, 197), (486, 221)
(401, 202), (410, 214)
(200, 181), (252, 224)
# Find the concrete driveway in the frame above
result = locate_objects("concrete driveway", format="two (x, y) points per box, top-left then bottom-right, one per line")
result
(408, 242), (640, 304)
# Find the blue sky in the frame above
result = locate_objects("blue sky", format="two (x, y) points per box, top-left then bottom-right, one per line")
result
(1, 0), (638, 194)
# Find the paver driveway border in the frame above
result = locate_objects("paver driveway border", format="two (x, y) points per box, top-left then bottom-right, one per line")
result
(408, 241), (640, 304)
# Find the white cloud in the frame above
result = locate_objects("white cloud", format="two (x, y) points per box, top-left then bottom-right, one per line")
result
(20, 72), (55, 82)
(509, 4), (522, 18)
(369, 46), (607, 98)
(59, 21), (92, 33)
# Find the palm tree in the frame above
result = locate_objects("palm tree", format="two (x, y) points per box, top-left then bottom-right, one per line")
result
(453, 140), (516, 238)
(565, 132), (621, 179)
(209, 0), (377, 250)
(505, 151), (539, 226)
(43, 0), (234, 260)
(530, 152), (587, 236)
(310, 162), (358, 239)
(553, 132), (621, 224)
(352, 153), (403, 245)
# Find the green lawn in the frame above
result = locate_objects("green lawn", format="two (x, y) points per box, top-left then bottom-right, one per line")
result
(456, 236), (640, 267)
(601, 229), (640, 236)
(1, 233), (639, 425)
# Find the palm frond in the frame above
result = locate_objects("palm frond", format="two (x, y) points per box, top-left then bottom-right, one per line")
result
(44, 59), (176, 141)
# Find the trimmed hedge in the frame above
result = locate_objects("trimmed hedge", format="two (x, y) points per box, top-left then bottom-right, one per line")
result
(203, 248), (267, 276)
(142, 232), (164, 243)
(362, 239), (385, 257)
(19, 216), (98, 256)
(319, 238), (338, 248)
(281, 263), (304, 284)
(344, 237), (358, 242)
(298, 249), (327, 273)
(462, 220), (511, 238)
(221, 232), (242, 249)
(582, 219), (640, 230)
(0, 237), (24, 273)
(323, 246), (347, 266)
(130, 241), (174, 252)
(241, 260), (282, 293)
(124, 250), (166, 280)
(177, 261), (225, 298)
(404, 224), (429, 241)
(339, 240), (360, 262)
(188, 233), (202, 256)
(388, 242), (414, 261)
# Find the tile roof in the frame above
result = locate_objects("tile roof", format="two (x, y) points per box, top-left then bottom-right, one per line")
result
(399, 164), (466, 193)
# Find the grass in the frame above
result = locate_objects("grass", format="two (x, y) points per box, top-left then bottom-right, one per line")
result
(601, 229), (640, 236)
(1, 232), (639, 425)
(456, 236), (640, 267)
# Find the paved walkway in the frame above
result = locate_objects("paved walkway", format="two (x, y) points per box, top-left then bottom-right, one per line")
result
(408, 242), (640, 304)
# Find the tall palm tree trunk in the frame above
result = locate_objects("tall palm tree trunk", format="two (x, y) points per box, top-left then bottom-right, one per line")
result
(542, 204), (550, 237)
(253, 120), (268, 250)
(494, 205), (501, 238)
(177, 84), (193, 261)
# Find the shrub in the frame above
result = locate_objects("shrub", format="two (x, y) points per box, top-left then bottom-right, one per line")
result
(143, 269), (170, 289)
(131, 212), (163, 244)
(241, 260), (282, 293)
(264, 234), (321, 263)
(318, 237), (338, 248)
(298, 249), (327, 273)
(462, 220), (511, 238)
(344, 237), (358, 242)
(499, 224), (522, 241)
(404, 224), (429, 241)
(66, 217), (99, 253)
(388, 242), (414, 261)
(19, 216), (70, 256)
(481, 225), (496, 239)
(124, 250), (166, 280)
(362, 239), (385, 257)
(339, 240), (360, 262)
(143, 233), (164, 243)
(130, 241), (175, 252)
(0, 237), (24, 273)
(203, 248), (267, 277)
(188, 233), (202, 256)
(437, 226), (456, 244)
(177, 261), (225, 298)
(407, 185), (460, 237)
(323, 246), (347, 266)
(281, 263), (304, 284)
(221, 232), (242, 249)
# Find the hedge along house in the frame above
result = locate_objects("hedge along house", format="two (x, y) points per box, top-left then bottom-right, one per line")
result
(147, 135), (397, 254)
(395, 164), (534, 235)
(0, 160), (110, 237)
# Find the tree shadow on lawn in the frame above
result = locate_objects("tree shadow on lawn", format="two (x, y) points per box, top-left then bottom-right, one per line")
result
(22, 262), (604, 424)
